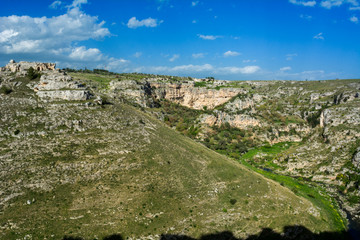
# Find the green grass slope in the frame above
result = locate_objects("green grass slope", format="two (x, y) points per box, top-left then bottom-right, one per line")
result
(0, 77), (345, 239)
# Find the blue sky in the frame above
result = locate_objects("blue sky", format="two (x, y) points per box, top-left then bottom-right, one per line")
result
(0, 0), (359, 80)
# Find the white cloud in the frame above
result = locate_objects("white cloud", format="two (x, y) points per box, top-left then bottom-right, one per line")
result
(300, 14), (312, 20)
(0, 2), (110, 55)
(289, 0), (317, 7)
(104, 58), (129, 71)
(320, 0), (359, 9)
(223, 50), (241, 57)
(134, 52), (142, 58)
(192, 1), (199, 6)
(0, 29), (19, 43)
(69, 46), (103, 61)
(0, 0), (130, 71)
(134, 64), (260, 76)
(350, 15), (359, 22)
(320, 0), (344, 8)
(67, 0), (87, 8)
(49, 1), (62, 9)
(127, 17), (162, 29)
(286, 53), (298, 61)
(171, 64), (213, 72)
(219, 66), (260, 74)
(192, 53), (205, 59)
(198, 34), (222, 40)
(280, 66), (292, 71)
(314, 32), (325, 40)
(274, 69), (333, 80)
(242, 59), (256, 63)
(169, 54), (179, 62)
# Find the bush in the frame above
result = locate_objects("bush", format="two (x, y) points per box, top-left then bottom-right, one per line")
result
(0, 85), (12, 94)
(27, 67), (40, 80)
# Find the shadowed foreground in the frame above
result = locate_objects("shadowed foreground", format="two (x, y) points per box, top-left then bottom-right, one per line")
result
(63, 225), (359, 240)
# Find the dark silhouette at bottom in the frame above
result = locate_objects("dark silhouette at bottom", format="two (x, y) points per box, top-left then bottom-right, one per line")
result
(63, 225), (360, 240)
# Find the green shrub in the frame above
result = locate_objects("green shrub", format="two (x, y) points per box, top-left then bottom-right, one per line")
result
(229, 199), (237, 205)
(27, 67), (40, 80)
(348, 195), (360, 205)
(194, 81), (207, 87)
(0, 85), (12, 94)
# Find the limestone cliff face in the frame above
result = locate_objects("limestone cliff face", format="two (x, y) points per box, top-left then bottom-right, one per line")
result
(199, 111), (261, 129)
(109, 79), (245, 109)
(150, 82), (245, 110)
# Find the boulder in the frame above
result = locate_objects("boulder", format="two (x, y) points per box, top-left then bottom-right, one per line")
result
(353, 147), (360, 169)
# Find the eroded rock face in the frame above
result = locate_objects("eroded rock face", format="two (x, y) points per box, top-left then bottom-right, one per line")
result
(36, 90), (92, 101)
(109, 79), (245, 109)
(353, 148), (360, 169)
(19, 64), (94, 102)
(34, 73), (84, 91)
(150, 82), (245, 110)
(1, 60), (56, 74)
(200, 111), (261, 129)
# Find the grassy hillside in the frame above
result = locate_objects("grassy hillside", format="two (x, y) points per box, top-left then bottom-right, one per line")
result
(0, 76), (346, 239)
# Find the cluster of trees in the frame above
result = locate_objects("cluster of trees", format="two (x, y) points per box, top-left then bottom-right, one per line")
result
(160, 101), (202, 139)
(62, 68), (117, 75)
(203, 123), (253, 158)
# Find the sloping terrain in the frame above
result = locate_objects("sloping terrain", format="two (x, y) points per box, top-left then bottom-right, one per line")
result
(90, 72), (359, 228)
(0, 66), (346, 239)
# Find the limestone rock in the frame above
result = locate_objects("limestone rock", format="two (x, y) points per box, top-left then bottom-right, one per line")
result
(2, 60), (56, 74)
(36, 89), (92, 101)
(353, 147), (360, 169)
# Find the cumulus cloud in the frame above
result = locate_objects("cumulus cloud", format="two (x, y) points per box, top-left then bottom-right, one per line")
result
(314, 32), (325, 40)
(192, 1), (199, 6)
(169, 54), (180, 62)
(219, 66), (260, 74)
(49, 1), (62, 9)
(280, 66), (292, 71)
(0, 29), (19, 43)
(350, 15), (359, 22)
(127, 17), (162, 29)
(0, 3), (110, 55)
(0, 0), (130, 71)
(134, 64), (260, 77)
(223, 50), (241, 57)
(289, 0), (317, 7)
(320, 0), (344, 8)
(67, 0), (88, 8)
(69, 46), (103, 61)
(192, 53), (205, 59)
(198, 34), (222, 40)
(320, 0), (359, 9)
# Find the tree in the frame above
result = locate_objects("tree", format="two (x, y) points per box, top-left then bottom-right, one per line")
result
(27, 67), (38, 80)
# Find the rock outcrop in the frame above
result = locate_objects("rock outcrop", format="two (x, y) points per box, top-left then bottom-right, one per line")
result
(353, 148), (360, 169)
(200, 111), (261, 129)
(33, 72), (93, 101)
(109, 79), (245, 109)
(0, 59), (56, 74)
(150, 82), (245, 110)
